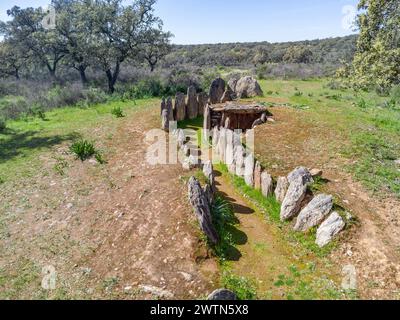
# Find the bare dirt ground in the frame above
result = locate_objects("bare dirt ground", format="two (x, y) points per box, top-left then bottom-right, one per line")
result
(0, 103), (218, 299)
(255, 106), (400, 300)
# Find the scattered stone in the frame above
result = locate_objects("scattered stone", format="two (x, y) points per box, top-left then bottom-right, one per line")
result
(175, 92), (186, 121)
(178, 272), (193, 282)
(294, 194), (334, 232)
(316, 211), (346, 247)
(287, 167), (314, 185)
(254, 161), (262, 190)
(161, 109), (169, 132)
(209, 78), (226, 104)
(341, 265), (357, 290)
(187, 86), (198, 119)
(235, 76), (263, 98)
(188, 177), (219, 244)
(310, 168), (323, 178)
(139, 285), (174, 299)
(244, 153), (255, 187)
(197, 92), (209, 116)
(280, 177), (308, 221)
(207, 289), (237, 300)
(275, 177), (289, 203)
(261, 172), (273, 197)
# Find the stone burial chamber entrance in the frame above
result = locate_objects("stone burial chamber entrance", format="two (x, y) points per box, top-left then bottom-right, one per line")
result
(205, 102), (273, 131)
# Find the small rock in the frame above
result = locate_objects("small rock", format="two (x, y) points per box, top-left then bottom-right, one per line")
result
(316, 211), (346, 247)
(207, 289), (237, 300)
(139, 285), (174, 299)
(178, 272), (193, 281)
(280, 177), (308, 221)
(310, 168), (323, 178)
(394, 159), (400, 166)
(288, 167), (314, 185)
(294, 194), (334, 232)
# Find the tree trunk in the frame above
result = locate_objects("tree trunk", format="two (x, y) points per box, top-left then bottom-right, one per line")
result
(106, 62), (121, 94)
(150, 63), (155, 72)
(78, 65), (88, 86)
(15, 68), (20, 81)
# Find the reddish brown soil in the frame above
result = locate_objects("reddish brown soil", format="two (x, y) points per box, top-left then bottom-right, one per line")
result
(0, 103), (218, 299)
(255, 106), (400, 300)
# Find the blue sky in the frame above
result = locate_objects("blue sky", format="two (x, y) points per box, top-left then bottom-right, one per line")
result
(0, 0), (359, 44)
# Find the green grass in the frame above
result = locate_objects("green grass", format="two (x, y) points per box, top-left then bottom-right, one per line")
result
(221, 272), (257, 300)
(257, 78), (400, 198)
(0, 98), (157, 182)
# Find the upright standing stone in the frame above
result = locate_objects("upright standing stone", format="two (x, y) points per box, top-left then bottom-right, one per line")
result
(288, 167), (313, 185)
(203, 104), (211, 141)
(244, 153), (255, 187)
(166, 97), (174, 121)
(225, 130), (235, 173)
(177, 129), (185, 148)
(175, 92), (186, 121)
(261, 172), (273, 197)
(187, 86), (198, 119)
(197, 92), (209, 116)
(218, 128), (226, 161)
(275, 177), (289, 203)
(161, 109), (169, 132)
(212, 127), (220, 147)
(160, 98), (166, 115)
(203, 160), (215, 191)
(235, 145), (245, 177)
(209, 78), (226, 104)
(227, 78), (238, 92)
(254, 161), (262, 190)
(220, 88), (234, 103)
(280, 177), (308, 221)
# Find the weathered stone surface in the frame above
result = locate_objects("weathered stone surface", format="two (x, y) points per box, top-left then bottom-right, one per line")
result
(310, 168), (323, 178)
(287, 167), (314, 185)
(175, 92), (186, 121)
(342, 265), (357, 290)
(224, 116), (231, 129)
(294, 194), (334, 232)
(261, 172), (273, 197)
(227, 78), (238, 92)
(166, 97), (174, 121)
(207, 289), (237, 301)
(204, 183), (214, 206)
(203, 160), (213, 182)
(221, 88), (234, 103)
(251, 112), (267, 129)
(235, 76), (263, 98)
(244, 153), (255, 187)
(177, 129), (185, 148)
(316, 211), (345, 247)
(280, 177), (308, 221)
(209, 78), (226, 104)
(254, 161), (262, 190)
(160, 98), (166, 115)
(235, 145), (245, 177)
(188, 177), (219, 244)
(212, 127), (219, 147)
(203, 104), (211, 141)
(225, 130), (235, 173)
(197, 92), (209, 116)
(217, 128), (226, 161)
(275, 177), (289, 203)
(161, 109), (169, 132)
(187, 86), (198, 119)
(139, 285), (174, 299)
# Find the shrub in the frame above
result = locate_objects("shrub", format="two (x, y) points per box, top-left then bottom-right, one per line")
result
(111, 106), (124, 118)
(390, 85), (400, 103)
(222, 272), (257, 300)
(0, 117), (6, 132)
(70, 140), (96, 161)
